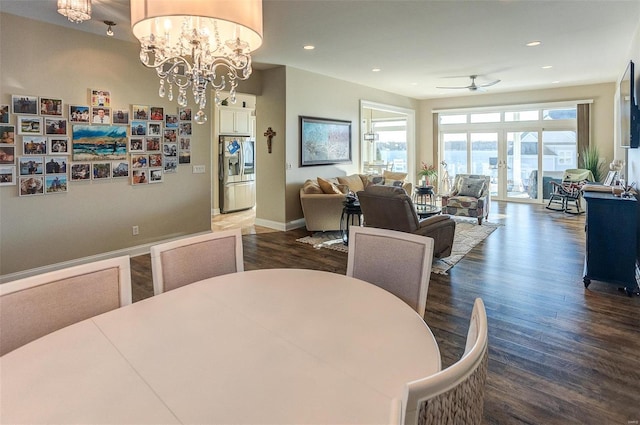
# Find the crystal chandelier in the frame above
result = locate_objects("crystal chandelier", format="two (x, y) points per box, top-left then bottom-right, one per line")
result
(130, 0), (263, 125)
(57, 0), (92, 23)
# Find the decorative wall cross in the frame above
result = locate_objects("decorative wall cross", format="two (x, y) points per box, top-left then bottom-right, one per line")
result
(264, 127), (276, 154)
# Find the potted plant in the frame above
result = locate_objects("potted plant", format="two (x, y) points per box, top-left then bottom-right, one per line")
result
(418, 162), (438, 187)
(580, 146), (606, 183)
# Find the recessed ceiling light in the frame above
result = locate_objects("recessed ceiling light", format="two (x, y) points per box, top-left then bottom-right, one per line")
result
(542, 65), (553, 69)
(552, 80), (560, 84)
(526, 41), (542, 47)
(303, 45), (315, 50)
(372, 68), (381, 72)
(411, 82), (418, 86)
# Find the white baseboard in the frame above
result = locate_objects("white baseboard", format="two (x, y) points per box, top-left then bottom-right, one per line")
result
(0, 231), (211, 284)
(253, 217), (306, 232)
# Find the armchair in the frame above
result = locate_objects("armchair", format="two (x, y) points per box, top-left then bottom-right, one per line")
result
(356, 185), (455, 258)
(441, 174), (491, 225)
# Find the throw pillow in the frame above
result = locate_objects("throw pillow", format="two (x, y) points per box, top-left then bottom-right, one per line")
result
(317, 177), (343, 195)
(382, 179), (405, 188)
(457, 177), (486, 198)
(337, 174), (365, 192)
(302, 179), (323, 194)
(363, 175), (385, 187)
(383, 170), (408, 182)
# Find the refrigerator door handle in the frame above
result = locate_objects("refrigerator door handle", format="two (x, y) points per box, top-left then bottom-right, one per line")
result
(239, 141), (245, 178)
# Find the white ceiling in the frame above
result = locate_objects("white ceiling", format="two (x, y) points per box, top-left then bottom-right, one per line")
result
(2, 0), (639, 100)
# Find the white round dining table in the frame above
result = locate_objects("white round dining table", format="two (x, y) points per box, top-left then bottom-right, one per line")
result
(0, 268), (441, 424)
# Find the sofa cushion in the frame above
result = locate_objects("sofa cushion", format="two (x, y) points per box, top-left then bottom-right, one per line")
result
(337, 174), (365, 192)
(364, 184), (407, 198)
(457, 177), (485, 198)
(317, 177), (343, 195)
(302, 179), (323, 194)
(446, 195), (479, 209)
(363, 174), (385, 187)
(383, 170), (408, 182)
(382, 179), (405, 188)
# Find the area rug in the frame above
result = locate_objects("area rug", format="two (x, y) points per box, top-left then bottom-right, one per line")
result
(296, 218), (501, 275)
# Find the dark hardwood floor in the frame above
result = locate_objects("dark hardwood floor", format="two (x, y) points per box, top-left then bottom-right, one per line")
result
(131, 202), (640, 425)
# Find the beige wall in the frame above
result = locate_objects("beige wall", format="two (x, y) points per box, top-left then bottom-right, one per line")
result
(0, 14), (212, 276)
(418, 83), (617, 170)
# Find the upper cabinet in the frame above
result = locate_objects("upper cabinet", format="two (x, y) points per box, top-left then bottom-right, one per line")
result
(219, 107), (252, 135)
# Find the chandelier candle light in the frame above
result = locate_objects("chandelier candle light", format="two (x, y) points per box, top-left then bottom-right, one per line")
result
(130, 0), (263, 124)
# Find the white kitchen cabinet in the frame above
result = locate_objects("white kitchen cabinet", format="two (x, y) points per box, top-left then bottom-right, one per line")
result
(219, 107), (251, 135)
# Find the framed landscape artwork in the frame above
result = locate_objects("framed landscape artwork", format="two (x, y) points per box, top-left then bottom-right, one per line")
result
(72, 125), (127, 161)
(300, 116), (352, 166)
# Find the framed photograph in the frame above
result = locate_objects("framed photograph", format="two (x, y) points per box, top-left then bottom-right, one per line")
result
(0, 104), (10, 123)
(179, 107), (192, 121)
(23, 136), (47, 155)
(149, 168), (163, 183)
(0, 146), (16, 164)
(132, 168), (148, 185)
(92, 162), (111, 180)
(148, 122), (162, 136)
(131, 153), (148, 168)
(146, 136), (161, 152)
(164, 128), (176, 144)
(164, 157), (178, 173)
(179, 122), (192, 136)
(179, 151), (191, 164)
(12, 95), (38, 115)
(49, 136), (69, 154)
(1, 125), (16, 144)
(70, 105), (90, 123)
(72, 125), (127, 161)
(131, 120), (147, 136)
(19, 156), (44, 175)
(603, 171), (618, 186)
(90, 89), (111, 107)
(45, 156), (67, 174)
(112, 160), (129, 178)
(300, 116), (352, 166)
(129, 137), (145, 152)
(19, 176), (44, 196)
(45, 174), (68, 194)
(112, 107), (129, 125)
(70, 162), (91, 181)
(179, 136), (191, 151)
(150, 106), (164, 121)
(91, 107), (111, 124)
(165, 114), (178, 128)
(0, 166), (16, 186)
(17, 116), (43, 135)
(132, 105), (149, 120)
(149, 153), (163, 167)
(44, 117), (68, 135)
(163, 142), (177, 157)
(39, 97), (63, 116)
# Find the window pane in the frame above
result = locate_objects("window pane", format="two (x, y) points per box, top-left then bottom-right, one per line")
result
(543, 108), (577, 120)
(470, 112), (500, 123)
(442, 133), (467, 183)
(376, 130), (407, 172)
(504, 110), (539, 121)
(440, 114), (467, 124)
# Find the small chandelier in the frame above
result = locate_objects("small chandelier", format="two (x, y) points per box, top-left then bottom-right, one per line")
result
(363, 109), (379, 141)
(57, 0), (92, 23)
(130, 0), (263, 125)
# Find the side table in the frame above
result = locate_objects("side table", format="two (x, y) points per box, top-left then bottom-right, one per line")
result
(340, 200), (362, 245)
(413, 186), (435, 210)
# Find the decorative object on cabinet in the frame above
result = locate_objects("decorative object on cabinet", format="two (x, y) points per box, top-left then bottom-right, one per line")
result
(583, 192), (639, 297)
(264, 127), (276, 154)
(130, 0), (264, 124)
(300, 116), (352, 166)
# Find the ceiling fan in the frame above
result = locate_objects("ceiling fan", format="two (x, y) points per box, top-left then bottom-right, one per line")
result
(437, 75), (501, 92)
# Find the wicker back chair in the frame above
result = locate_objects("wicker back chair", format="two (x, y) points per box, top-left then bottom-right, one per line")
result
(401, 298), (488, 425)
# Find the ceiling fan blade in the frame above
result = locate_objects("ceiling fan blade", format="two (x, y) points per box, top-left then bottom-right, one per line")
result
(436, 85), (472, 90)
(478, 79), (501, 88)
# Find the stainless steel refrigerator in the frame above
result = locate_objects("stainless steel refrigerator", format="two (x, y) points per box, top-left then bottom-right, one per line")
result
(219, 135), (256, 213)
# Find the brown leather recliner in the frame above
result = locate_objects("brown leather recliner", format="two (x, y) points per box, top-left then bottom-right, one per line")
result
(356, 185), (456, 258)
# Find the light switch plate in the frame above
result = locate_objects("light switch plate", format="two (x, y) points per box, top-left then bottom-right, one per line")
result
(192, 165), (206, 174)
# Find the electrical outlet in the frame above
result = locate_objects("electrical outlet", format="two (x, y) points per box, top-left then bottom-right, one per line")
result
(192, 165), (206, 174)
(132, 225), (139, 236)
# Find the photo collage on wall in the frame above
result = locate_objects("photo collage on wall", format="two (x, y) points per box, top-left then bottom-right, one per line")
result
(2, 88), (194, 195)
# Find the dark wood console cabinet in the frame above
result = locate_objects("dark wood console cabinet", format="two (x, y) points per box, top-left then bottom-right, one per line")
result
(583, 191), (638, 296)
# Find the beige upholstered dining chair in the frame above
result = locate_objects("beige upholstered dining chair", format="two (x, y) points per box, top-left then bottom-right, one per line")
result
(400, 298), (489, 425)
(346, 226), (434, 317)
(150, 228), (244, 295)
(0, 256), (132, 356)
